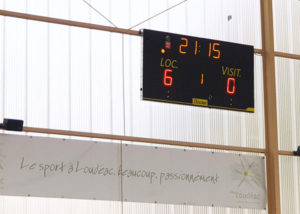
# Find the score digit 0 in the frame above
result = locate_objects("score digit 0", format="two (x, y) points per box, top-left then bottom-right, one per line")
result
(227, 77), (236, 95)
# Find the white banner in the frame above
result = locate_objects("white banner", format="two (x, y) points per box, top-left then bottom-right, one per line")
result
(0, 134), (266, 209)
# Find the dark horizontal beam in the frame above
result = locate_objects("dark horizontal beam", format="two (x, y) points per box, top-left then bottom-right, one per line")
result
(0, 9), (140, 36)
(0, 9), (265, 55)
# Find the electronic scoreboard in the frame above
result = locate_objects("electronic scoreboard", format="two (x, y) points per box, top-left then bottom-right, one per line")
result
(142, 29), (254, 113)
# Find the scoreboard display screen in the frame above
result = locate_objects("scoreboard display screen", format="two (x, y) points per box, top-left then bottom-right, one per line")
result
(142, 29), (254, 113)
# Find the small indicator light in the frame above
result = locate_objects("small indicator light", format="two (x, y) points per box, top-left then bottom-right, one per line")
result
(165, 35), (171, 49)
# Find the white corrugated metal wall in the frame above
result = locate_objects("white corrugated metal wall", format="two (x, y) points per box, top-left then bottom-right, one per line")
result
(0, 0), (299, 213)
(273, 0), (300, 213)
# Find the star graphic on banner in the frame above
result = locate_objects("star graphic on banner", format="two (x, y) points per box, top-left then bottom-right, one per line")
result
(231, 157), (265, 189)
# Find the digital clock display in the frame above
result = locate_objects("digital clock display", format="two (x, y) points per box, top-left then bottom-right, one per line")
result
(142, 29), (254, 112)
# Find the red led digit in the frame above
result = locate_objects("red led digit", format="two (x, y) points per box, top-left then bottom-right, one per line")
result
(163, 69), (173, 86)
(227, 77), (236, 95)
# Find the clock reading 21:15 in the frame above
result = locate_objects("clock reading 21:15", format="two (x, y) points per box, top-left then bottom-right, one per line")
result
(160, 37), (240, 96)
(142, 29), (254, 112)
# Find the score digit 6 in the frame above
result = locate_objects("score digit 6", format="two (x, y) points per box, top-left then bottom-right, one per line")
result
(163, 69), (173, 86)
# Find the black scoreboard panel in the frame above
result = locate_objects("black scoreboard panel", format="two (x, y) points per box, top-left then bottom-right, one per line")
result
(142, 29), (254, 113)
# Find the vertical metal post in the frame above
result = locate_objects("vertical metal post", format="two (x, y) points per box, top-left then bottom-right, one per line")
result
(260, 0), (281, 213)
